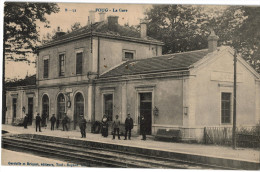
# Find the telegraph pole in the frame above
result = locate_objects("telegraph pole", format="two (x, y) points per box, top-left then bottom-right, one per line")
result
(232, 50), (237, 149)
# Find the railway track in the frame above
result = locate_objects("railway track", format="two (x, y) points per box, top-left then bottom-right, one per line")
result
(2, 134), (234, 169)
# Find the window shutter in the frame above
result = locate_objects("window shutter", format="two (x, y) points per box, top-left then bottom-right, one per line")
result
(43, 59), (48, 78)
(76, 52), (83, 74)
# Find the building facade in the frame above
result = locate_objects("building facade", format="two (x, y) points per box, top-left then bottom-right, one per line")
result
(4, 12), (260, 141)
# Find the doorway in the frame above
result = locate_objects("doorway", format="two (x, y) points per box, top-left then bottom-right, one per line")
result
(28, 97), (33, 125)
(12, 98), (17, 123)
(74, 93), (84, 129)
(139, 92), (152, 135)
(42, 95), (49, 126)
(57, 94), (65, 128)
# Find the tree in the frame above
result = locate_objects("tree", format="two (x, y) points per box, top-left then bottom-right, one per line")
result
(4, 2), (60, 62)
(3, 2), (59, 124)
(145, 5), (211, 54)
(146, 5), (260, 73)
(70, 22), (82, 32)
(214, 6), (260, 73)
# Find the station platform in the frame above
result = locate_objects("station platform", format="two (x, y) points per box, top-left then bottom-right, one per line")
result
(2, 124), (260, 169)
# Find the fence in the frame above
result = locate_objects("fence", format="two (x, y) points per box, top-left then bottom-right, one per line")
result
(204, 125), (260, 148)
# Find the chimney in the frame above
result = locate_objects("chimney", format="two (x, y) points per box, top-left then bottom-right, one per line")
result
(208, 30), (219, 53)
(54, 26), (66, 39)
(99, 12), (105, 22)
(88, 10), (95, 25)
(108, 16), (119, 31)
(140, 19), (148, 39)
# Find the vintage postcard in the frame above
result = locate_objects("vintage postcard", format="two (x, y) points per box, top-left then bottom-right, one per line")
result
(1, 1), (260, 170)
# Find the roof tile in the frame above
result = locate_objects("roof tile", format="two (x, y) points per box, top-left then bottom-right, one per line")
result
(100, 49), (209, 78)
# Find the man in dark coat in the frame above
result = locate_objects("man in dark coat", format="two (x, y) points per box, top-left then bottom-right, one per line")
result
(79, 115), (87, 138)
(23, 114), (28, 129)
(62, 114), (69, 131)
(140, 115), (146, 140)
(36, 113), (42, 132)
(50, 114), (56, 131)
(124, 114), (133, 140)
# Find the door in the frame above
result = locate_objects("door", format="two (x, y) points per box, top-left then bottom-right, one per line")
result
(42, 95), (49, 126)
(139, 92), (152, 135)
(12, 98), (17, 123)
(74, 93), (84, 129)
(57, 94), (65, 122)
(104, 94), (113, 121)
(28, 98), (33, 125)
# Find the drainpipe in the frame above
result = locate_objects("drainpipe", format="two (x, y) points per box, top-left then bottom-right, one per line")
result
(98, 37), (100, 76)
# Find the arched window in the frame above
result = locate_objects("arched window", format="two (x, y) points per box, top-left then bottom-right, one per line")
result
(57, 94), (65, 120)
(74, 92), (84, 129)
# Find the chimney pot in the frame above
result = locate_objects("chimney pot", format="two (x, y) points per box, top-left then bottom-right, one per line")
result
(88, 10), (95, 25)
(140, 19), (148, 39)
(99, 12), (106, 22)
(208, 29), (219, 53)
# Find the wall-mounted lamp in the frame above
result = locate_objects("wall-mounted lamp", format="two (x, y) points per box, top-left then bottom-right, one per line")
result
(153, 106), (159, 116)
(184, 107), (188, 115)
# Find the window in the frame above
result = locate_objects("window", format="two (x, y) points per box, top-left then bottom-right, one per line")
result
(221, 93), (231, 124)
(59, 54), (65, 76)
(104, 94), (113, 121)
(43, 59), (49, 78)
(125, 52), (134, 60)
(123, 50), (135, 60)
(76, 52), (83, 75)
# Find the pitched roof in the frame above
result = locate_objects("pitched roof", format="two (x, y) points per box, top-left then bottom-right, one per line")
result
(100, 49), (209, 78)
(5, 75), (36, 88)
(40, 22), (163, 49)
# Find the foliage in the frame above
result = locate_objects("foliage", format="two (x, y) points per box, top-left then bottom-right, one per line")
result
(238, 122), (260, 136)
(69, 22), (82, 32)
(146, 5), (260, 73)
(4, 2), (60, 62)
(214, 6), (260, 73)
(145, 5), (210, 54)
(42, 22), (82, 43)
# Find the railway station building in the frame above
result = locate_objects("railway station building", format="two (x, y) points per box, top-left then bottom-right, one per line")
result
(5, 12), (260, 142)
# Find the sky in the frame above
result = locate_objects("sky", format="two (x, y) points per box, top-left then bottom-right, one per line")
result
(38, 3), (152, 37)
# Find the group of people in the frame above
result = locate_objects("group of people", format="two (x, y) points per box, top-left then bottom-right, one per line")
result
(101, 113), (147, 141)
(23, 113), (70, 132)
(23, 112), (147, 141)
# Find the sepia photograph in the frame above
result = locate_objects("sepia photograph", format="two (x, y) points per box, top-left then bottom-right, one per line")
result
(1, 0), (260, 170)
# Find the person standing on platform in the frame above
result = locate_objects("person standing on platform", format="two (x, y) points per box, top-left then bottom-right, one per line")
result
(62, 114), (69, 131)
(124, 114), (133, 140)
(140, 115), (146, 141)
(23, 114), (28, 129)
(50, 114), (56, 131)
(79, 115), (87, 138)
(112, 115), (120, 140)
(36, 113), (42, 132)
(101, 115), (109, 137)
